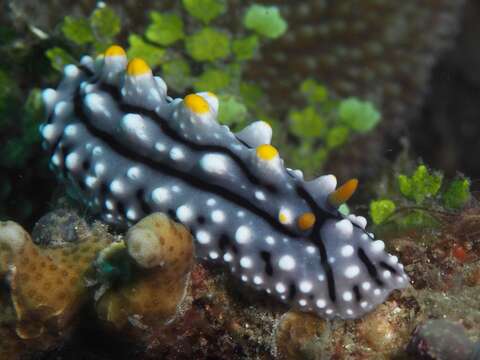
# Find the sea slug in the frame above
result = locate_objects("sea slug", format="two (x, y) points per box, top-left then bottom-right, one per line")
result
(39, 45), (409, 319)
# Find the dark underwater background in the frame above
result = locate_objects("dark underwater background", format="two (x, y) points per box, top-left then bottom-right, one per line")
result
(0, 1), (479, 359)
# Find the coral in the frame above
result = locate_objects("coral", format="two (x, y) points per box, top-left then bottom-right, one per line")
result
(95, 212), (194, 331)
(407, 319), (480, 360)
(0, 218), (111, 348)
(275, 311), (327, 360)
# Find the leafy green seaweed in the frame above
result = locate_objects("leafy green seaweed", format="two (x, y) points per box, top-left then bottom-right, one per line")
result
(369, 164), (471, 229)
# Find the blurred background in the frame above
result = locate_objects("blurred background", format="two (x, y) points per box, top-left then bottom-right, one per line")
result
(0, 0), (478, 228)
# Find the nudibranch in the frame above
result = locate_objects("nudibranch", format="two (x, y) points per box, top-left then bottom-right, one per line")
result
(39, 45), (409, 319)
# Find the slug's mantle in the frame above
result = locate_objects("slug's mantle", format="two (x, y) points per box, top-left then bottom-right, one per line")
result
(39, 45), (409, 319)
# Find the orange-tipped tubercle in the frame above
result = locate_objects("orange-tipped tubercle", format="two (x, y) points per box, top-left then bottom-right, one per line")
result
(328, 178), (358, 207)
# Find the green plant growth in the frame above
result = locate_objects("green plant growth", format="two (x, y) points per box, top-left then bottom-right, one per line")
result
(48, 2), (287, 132)
(285, 79), (381, 176)
(47, 3), (384, 178)
(369, 164), (471, 231)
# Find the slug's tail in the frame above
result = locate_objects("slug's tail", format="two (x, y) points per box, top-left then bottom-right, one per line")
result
(316, 215), (409, 319)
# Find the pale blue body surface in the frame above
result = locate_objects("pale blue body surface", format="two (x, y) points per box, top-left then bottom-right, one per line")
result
(40, 50), (408, 319)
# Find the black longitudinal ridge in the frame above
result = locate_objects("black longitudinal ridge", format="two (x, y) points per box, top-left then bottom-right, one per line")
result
(98, 82), (276, 192)
(288, 283), (297, 301)
(379, 261), (398, 275)
(296, 185), (337, 303)
(74, 93), (304, 239)
(353, 285), (362, 302)
(218, 234), (230, 252)
(358, 248), (384, 287)
(260, 251), (273, 277)
(136, 188), (152, 215)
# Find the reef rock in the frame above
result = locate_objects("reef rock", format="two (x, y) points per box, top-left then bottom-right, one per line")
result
(95, 212), (195, 333)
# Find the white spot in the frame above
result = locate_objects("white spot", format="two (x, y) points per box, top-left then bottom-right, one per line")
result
(51, 153), (61, 166)
(374, 288), (381, 296)
(92, 146), (103, 156)
(105, 200), (114, 210)
(316, 299), (327, 308)
(328, 256), (336, 264)
(237, 211), (245, 218)
(209, 251), (219, 259)
(176, 205), (193, 222)
(383, 270), (392, 279)
(85, 176), (97, 188)
(344, 265), (360, 279)
(360, 301), (368, 309)
(240, 256), (253, 269)
(110, 180), (124, 194)
(126, 209), (137, 220)
(253, 276), (263, 285)
(54, 101), (69, 116)
(342, 291), (353, 301)
(241, 275), (248, 282)
(64, 124), (78, 136)
(278, 255), (296, 271)
(127, 167), (141, 180)
(196, 230), (211, 244)
(356, 216), (367, 229)
(41, 124), (56, 141)
(223, 252), (233, 262)
(299, 281), (313, 293)
(42, 88), (56, 105)
(335, 219), (354, 238)
(275, 282), (286, 294)
(255, 191), (266, 201)
(389, 255), (398, 264)
(172, 185), (181, 193)
(155, 142), (166, 152)
(340, 245), (354, 257)
(235, 226), (251, 244)
(94, 163), (106, 176)
(206, 198), (216, 206)
(85, 94), (103, 112)
(152, 187), (170, 203)
(211, 210), (225, 223)
(64, 64), (79, 77)
(265, 236), (275, 245)
(346, 309), (354, 316)
(371, 240), (385, 252)
(362, 282), (371, 291)
(318, 274), (325, 281)
(299, 299), (307, 307)
(306, 246), (316, 254)
(65, 153), (80, 170)
(122, 114), (148, 141)
(200, 154), (228, 174)
(170, 147), (185, 161)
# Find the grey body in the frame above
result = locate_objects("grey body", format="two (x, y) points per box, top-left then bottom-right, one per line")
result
(40, 51), (408, 319)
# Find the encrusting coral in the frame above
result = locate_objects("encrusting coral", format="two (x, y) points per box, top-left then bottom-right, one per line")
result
(0, 219), (111, 345)
(95, 212), (194, 331)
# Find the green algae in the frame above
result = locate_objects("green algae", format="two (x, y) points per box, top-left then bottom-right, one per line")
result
(369, 164), (471, 230)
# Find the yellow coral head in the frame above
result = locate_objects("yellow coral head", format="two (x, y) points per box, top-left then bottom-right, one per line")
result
(328, 178), (358, 207)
